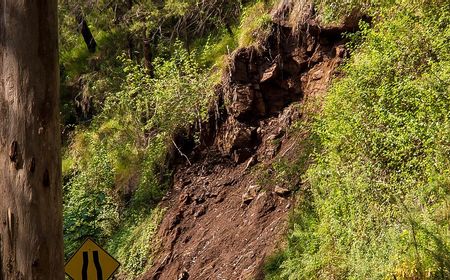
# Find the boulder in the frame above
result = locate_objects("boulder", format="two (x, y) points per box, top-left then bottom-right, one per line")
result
(225, 84), (255, 119)
(274, 185), (290, 196)
(216, 118), (256, 162)
(241, 185), (262, 205)
(178, 270), (189, 280)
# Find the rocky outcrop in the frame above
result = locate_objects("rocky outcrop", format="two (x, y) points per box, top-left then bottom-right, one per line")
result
(213, 18), (348, 163)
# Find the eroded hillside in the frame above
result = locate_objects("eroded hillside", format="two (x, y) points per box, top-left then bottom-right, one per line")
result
(141, 4), (355, 278)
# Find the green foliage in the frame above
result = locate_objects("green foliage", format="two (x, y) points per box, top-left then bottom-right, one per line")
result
(193, 0), (276, 72)
(63, 141), (118, 256)
(107, 207), (165, 277)
(197, 29), (238, 70)
(63, 43), (214, 277)
(265, 250), (288, 277)
(104, 44), (214, 137)
(125, 0), (242, 39)
(314, 0), (369, 22)
(237, 1), (273, 48)
(270, 1), (450, 279)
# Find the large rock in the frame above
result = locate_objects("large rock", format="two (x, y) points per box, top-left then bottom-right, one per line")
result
(241, 185), (262, 205)
(216, 118), (256, 162)
(224, 83), (267, 120)
(228, 48), (257, 83)
(225, 84), (255, 120)
(274, 185), (290, 196)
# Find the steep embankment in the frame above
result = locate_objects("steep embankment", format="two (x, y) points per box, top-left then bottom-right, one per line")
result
(266, 2), (450, 279)
(142, 6), (354, 279)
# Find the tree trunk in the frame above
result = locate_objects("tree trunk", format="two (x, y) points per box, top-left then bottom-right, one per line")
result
(143, 38), (154, 77)
(0, 1), (64, 279)
(76, 12), (97, 53)
(128, 33), (134, 60)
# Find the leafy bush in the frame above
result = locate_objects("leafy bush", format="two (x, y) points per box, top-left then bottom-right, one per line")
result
(270, 1), (450, 279)
(63, 141), (119, 256)
(104, 43), (214, 138)
(107, 207), (165, 277)
(63, 44), (214, 278)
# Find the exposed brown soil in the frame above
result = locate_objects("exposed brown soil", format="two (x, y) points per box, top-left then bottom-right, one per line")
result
(145, 149), (292, 280)
(140, 4), (356, 279)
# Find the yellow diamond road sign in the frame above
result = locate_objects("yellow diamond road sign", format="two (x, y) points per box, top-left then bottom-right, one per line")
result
(65, 238), (120, 280)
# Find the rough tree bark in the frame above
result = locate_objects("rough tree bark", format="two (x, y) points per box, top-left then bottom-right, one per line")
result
(0, 1), (64, 279)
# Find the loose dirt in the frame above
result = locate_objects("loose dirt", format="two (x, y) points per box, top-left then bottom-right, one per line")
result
(141, 5), (356, 279)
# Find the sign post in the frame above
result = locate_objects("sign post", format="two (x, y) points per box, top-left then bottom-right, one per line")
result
(65, 238), (120, 280)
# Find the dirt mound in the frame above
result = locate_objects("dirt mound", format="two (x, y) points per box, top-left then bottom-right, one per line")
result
(140, 6), (354, 280)
(144, 150), (291, 280)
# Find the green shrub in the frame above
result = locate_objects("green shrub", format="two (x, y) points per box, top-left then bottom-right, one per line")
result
(271, 1), (450, 279)
(63, 43), (214, 277)
(108, 207), (165, 277)
(63, 142), (119, 256)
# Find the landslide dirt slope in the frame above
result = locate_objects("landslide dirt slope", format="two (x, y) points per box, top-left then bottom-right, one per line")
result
(141, 4), (354, 280)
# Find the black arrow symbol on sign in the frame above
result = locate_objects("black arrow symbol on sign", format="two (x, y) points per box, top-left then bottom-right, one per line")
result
(81, 251), (103, 280)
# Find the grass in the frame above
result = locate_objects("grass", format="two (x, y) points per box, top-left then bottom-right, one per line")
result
(237, 1), (273, 48)
(107, 207), (166, 277)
